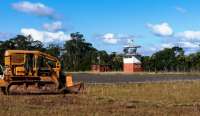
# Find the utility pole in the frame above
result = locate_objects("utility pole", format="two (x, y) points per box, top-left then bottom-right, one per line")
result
(97, 55), (100, 65)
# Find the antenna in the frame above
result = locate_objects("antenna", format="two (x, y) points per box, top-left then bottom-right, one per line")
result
(123, 39), (141, 56)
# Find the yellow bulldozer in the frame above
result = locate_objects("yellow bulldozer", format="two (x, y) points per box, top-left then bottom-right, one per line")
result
(0, 50), (84, 95)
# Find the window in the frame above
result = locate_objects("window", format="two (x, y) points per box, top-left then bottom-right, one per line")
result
(0, 65), (3, 75)
(38, 56), (56, 68)
(11, 54), (25, 65)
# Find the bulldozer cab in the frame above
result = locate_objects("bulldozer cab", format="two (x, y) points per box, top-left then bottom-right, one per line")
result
(4, 50), (61, 78)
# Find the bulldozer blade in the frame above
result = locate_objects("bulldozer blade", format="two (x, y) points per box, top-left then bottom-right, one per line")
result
(60, 82), (84, 94)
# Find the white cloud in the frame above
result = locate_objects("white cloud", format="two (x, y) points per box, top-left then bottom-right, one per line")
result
(97, 33), (136, 44)
(149, 47), (157, 52)
(101, 33), (120, 44)
(161, 43), (174, 49)
(43, 21), (64, 32)
(175, 6), (187, 14)
(12, 1), (56, 19)
(174, 31), (200, 53)
(176, 31), (200, 41)
(144, 22), (200, 55)
(21, 28), (71, 43)
(178, 41), (200, 54)
(147, 41), (200, 55)
(146, 43), (175, 55)
(178, 41), (199, 49)
(147, 22), (173, 37)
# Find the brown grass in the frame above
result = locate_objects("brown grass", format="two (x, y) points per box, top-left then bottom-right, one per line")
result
(1, 81), (200, 116)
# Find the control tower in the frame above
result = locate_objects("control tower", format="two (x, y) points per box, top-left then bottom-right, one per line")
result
(123, 40), (143, 72)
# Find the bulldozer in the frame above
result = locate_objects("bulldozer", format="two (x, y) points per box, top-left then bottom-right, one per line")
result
(0, 50), (84, 95)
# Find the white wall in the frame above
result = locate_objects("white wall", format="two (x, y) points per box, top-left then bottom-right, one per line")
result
(123, 56), (141, 64)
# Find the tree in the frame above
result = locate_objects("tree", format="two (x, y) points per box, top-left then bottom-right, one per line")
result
(46, 44), (61, 58)
(62, 32), (97, 71)
(141, 56), (151, 72)
(0, 33), (123, 72)
(141, 47), (186, 72)
(172, 47), (185, 72)
(109, 52), (123, 71)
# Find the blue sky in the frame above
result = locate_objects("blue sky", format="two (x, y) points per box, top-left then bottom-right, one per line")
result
(0, 0), (200, 55)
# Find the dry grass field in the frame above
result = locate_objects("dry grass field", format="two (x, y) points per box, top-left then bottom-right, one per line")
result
(1, 81), (200, 116)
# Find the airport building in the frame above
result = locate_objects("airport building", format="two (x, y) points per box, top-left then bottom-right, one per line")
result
(123, 40), (143, 72)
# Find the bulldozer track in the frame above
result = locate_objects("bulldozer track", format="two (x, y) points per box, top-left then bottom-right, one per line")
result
(2, 81), (58, 95)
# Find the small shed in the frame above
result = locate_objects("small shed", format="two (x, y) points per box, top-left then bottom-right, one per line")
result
(91, 65), (111, 72)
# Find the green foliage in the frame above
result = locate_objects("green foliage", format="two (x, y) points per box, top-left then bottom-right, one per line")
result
(141, 46), (200, 72)
(0, 33), (123, 71)
(61, 32), (97, 71)
(45, 44), (61, 57)
(6, 33), (200, 72)
(109, 52), (123, 71)
(60, 32), (123, 71)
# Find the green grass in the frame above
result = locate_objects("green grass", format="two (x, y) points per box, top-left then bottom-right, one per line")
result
(1, 81), (200, 116)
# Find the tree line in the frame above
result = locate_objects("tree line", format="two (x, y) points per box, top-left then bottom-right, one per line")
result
(1, 32), (200, 72)
(0, 32), (123, 71)
(141, 47), (200, 72)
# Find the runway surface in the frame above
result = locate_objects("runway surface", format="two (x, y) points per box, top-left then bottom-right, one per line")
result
(72, 73), (200, 84)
